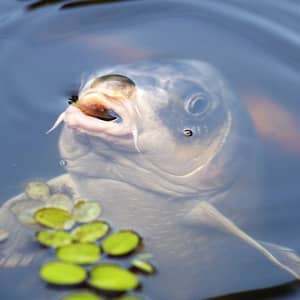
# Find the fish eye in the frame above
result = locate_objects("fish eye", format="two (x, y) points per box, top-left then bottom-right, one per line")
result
(183, 128), (193, 137)
(185, 93), (210, 116)
(90, 74), (136, 98)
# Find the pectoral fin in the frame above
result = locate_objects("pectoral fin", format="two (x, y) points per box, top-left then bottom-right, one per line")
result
(186, 201), (300, 279)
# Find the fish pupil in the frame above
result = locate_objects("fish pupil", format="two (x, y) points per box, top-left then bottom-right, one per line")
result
(183, 129), (193, 137)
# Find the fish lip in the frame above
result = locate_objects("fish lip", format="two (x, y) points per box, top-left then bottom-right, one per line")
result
(63, 102), (133, 138)
(75, 89), (121, 120)
(62, 90), (141, 152)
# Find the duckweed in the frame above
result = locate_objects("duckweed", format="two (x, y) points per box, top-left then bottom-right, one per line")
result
(72, 221), (110, 243)
(89, 264), (139, 292)
(72, 201), (102, 223)
(36, 230), (73, 248)
(21, 181), (156, 299)
(25, 181), (50, 201)
(18, 209), (37, 225)
(11, 199), (43, 215)
(131, 259), (155, 275)
(47, 193), (73, 211)
(102, 230), (141, 256)
(34, 207), (75, 230)
(40, 261), (86, 285)
(61, 291), (102, 300)
(57, 243), (101, 264)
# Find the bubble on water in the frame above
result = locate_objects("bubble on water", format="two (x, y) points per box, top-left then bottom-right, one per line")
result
(60, 159), (68, 167)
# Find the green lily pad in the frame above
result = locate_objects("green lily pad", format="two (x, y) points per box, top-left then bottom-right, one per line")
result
(102, 230), (141, 256)
(131, 259), (155, 275)
(47, 193), (73, 211)
(36, 230), (73, 248)
(34, 207), (75, 230)
(40, 261), (86, 285)
(72, 221), (110, 243)
(25, 181), (50, 201)
(72, 201), (101, 223)
(89, 264), (139, 292)
(57, 243), (100, 264)
(61, 291), (102, 300)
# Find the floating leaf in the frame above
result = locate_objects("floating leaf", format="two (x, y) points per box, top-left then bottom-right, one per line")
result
(61, 291), (102, 300)
(40, 261), (86, 285)
(102, 230), (141, 256)
(72, 201), (101, 223)
(89, 264), (139, 292)
(131, 259), (155, 275)
(36, 230), (73, 248)
(72, 221), (110, 243)
(25, 181), (50, 201)
(11, 199), (44, 216)
(47, 193), (73, 211)
(34, 207), (75, 230)
(0, 229), (9, 242)
(14, 203), (41, 225)
(57, 243), (100, 264)
(17, 209), (38, 225)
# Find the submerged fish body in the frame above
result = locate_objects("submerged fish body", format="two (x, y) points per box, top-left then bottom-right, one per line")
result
(1, 60), (300, 300)
(58, 60), (299, 299)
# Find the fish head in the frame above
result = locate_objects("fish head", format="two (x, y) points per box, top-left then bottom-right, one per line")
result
(58, 60), (255, 197)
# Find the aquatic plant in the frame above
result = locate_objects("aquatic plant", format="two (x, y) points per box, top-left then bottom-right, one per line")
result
(71, 221), (110, 243)
(102, 231), (141, 257)
(89, 264), (139, 292)
(40, 261), (87, 285)
(20, 181), (156, 299)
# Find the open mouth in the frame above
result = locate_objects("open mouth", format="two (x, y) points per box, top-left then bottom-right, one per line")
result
(96, 109), (118, 121)
(66, 73), (137, 134)
(54, 92), (131, 136)
(69, 92), (120, 122)
(47, 91), (129, 136)
(68, 95), (119, 121)
(48, 74), (141, 151)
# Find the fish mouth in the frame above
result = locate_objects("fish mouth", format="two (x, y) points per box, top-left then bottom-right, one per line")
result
(48, 90), (141, 149)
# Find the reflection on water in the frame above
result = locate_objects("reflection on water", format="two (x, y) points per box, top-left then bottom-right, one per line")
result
(26, 0), (134, 11)
(1, 0), (300, 299)
(60, 0), (135, 10)
(25, 0), (66, 11)
(213, 280), (300, 300)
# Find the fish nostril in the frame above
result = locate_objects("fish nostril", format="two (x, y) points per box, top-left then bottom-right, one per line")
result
(68, 95), (78, 104)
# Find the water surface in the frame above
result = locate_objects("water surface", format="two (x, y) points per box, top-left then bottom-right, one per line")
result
(1, 0), (300, 299)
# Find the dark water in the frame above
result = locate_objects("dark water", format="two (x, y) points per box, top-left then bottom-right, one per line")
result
(1, 0), (300, 299)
